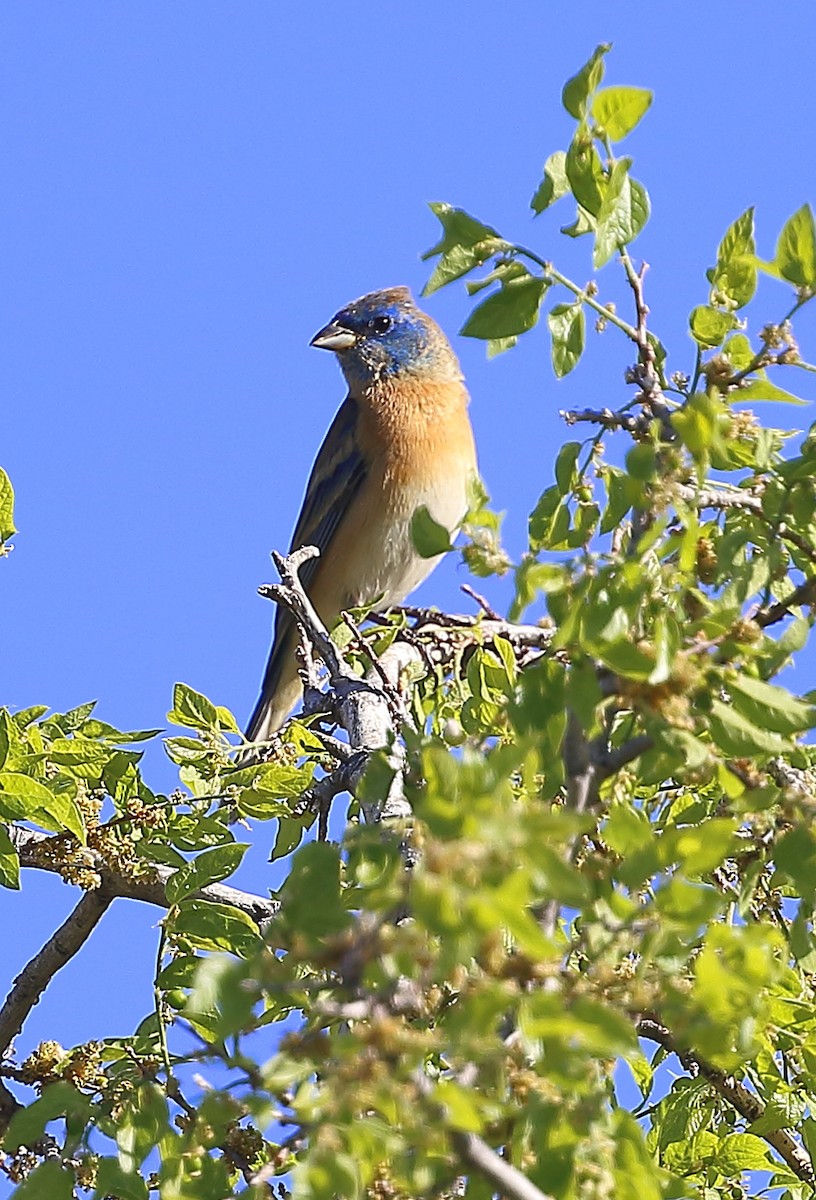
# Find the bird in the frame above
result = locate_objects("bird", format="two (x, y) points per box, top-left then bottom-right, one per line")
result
(245, 286), (478, 745)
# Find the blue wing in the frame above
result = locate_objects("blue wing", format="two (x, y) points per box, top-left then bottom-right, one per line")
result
(246, 395), (368, 739)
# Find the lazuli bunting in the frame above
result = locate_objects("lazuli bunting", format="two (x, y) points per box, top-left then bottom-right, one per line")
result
(246, 286), (478, 743)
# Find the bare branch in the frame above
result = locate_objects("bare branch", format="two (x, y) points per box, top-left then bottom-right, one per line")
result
(756, 575), (816, 628)
(0, 891), (113, 1056)
(675, 482), (763, 513)
(452, 1131), (556, 1200)
(598, 734), (654, 774)
(459, 583), (502, 621)
(638, 1018), (815, 1187)
(560, 406), (641, 432)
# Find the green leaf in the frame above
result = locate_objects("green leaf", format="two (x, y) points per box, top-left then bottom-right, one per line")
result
(0, 824), (19, 889)
(594, 168), (650, 266)
(279, 841), (351, 941)
(13, 1161), (74, 1199)
(165, 842), (249, 904)
(592, 85), (652, 140)
(5, 1081), (89, 1150)
(94, 1157), (150, 1200)
(775, 203), (816, 289)
(727, 673), (815, 734)
(554, 443), (581, 494)
(184, 954), (258, 1042)
(775, 826), (816, 898)
(116, 1082), (169, 1171)
(711, 208), (757, 309)
(461, 273), (547, 340)
(689, 305), (735, 348)
(562, 43), (611, 119)
(0, 773), (84, 840)
(270, 811), (314, 860)
(236, 764), (312, 819)
(723, 332), (754, 370)
(600, 467), (635, 533)
(547, 304), (585, 377)
(715, 1133), (774, 1174)
(167, 682), (219, 731)
(565, 135), (606, 216)
(170, 899), (263, 957)
(736, 377), (808, 405)
(411, 505), (454, 558)
(528, 486), (568, 552)
(0, 468), (15, 541)
(708, 698), (788, 757)
(671, 391), (727, 464)
(530, 150), (569, 214)
(433, 1080), (485, 1133)
(422, 203), (507, 294)
(561, 207), (596, 239)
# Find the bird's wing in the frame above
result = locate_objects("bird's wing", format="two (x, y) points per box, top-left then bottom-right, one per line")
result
(287, 394), (368, 592)
(246, 395), (368, 740)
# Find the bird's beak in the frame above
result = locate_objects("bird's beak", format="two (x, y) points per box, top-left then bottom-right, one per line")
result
(310, 321), (357, 352)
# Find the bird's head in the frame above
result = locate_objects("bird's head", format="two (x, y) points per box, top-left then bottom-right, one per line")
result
(310, 287), (461, 386)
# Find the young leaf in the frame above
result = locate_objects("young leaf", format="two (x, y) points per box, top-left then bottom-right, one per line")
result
(592, 85), (652, 140)
(168, 683), (219, 731)
(411, 506), (454, 558)
(689, 305), (735, 348)
(547, 304), (586, 377)
(711, 208), (757, 309)
(775, 203), (816, 289)
(531, 151), (569, 214)
(165, 842), (249, 905)
(0, 773), (84, 841)
(737, 377), (807, 405)
(461, 274), (548, 340)
(562, 43), (611, 119)
(594, 165), (650, 267)
(565, 135), (606, 216)
(0, 468), (15, 541)
(422, 203), (507, 294)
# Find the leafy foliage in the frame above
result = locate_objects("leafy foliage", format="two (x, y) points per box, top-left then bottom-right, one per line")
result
(3, 41), (816, 1200)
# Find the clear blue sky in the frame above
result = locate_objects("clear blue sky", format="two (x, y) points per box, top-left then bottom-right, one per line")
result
(2, 0), (815, 1104)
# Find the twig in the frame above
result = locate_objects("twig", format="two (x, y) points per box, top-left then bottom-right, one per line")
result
(0, 891), (113, 1055)
(560, 406), (641, 432)
(459, 584), (502, 621)
(638, 1018), (815, 1187)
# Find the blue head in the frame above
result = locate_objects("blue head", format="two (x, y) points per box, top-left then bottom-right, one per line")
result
(310, 287), (461, 387)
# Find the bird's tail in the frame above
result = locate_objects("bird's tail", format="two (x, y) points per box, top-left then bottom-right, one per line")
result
(242, 636), (302, 760)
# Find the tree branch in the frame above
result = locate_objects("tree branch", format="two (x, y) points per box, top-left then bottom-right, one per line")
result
(560, 406), (642, 432)
(638, 1018), (815, 1187)
(9, 827), (280, 923)
(755, 575), (816, 629)
(452, 1131), (555, 1200)
(0, 891), (113, 1056)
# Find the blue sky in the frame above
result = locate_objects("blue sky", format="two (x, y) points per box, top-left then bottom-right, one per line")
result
(2, 0), (816, 1111)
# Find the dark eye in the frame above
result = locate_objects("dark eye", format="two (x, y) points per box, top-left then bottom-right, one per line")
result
(371, 315), (393, 335)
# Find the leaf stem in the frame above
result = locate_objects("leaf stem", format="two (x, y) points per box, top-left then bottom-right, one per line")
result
(154, 924), (173, 1082)
(514, 245), (640, 341)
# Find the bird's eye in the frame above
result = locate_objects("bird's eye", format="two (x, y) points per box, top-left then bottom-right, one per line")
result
(371, 315), (393, 335)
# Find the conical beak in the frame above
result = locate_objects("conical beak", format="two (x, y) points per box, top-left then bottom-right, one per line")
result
(310, 321), (357, 352)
